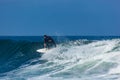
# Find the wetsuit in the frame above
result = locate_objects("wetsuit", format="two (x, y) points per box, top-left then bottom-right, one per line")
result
(44, 36), (56, 49)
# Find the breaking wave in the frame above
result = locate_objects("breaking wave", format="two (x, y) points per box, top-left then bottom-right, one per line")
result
(0, 38), (120, 80)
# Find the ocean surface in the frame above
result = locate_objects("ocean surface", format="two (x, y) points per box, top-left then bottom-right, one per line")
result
(0, 36), (120, 80)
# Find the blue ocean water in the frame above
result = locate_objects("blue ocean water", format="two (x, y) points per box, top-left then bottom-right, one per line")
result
(0, 36), (120, 80)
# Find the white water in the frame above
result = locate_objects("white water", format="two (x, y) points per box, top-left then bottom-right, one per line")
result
(1, 39), (120, 80)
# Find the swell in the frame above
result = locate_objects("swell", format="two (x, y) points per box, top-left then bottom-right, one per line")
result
(0, 39), (93, 74)
(0, 39), (120, 80)
(0, 39), (42, 73)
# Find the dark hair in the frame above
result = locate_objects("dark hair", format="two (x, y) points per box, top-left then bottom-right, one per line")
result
(44, 35), (47, 37)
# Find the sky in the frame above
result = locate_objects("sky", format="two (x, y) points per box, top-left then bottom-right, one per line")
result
(0, 0), (120, 36)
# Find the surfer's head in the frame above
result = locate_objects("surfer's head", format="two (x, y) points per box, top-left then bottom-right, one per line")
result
(44, 35), (47, 38)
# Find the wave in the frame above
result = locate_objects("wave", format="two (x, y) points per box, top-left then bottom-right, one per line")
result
(0, 40), (42, 73)
(0, 39), (120, 80)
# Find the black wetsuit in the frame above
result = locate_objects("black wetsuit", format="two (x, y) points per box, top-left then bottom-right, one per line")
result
(44, 36), (56, 49)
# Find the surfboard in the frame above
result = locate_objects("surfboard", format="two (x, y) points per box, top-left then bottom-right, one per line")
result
(36, 48), (47, 53)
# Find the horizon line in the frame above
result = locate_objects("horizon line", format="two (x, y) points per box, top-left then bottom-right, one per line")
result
(0, 35), (120, 37)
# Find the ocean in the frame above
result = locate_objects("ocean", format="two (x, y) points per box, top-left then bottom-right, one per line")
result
(0, 36), (120, 80)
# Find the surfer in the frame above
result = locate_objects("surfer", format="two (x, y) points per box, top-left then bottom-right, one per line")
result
(44, 35), (56, 49)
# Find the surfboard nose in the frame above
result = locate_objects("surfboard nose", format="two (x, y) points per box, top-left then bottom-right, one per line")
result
(36, 48), (47, 53)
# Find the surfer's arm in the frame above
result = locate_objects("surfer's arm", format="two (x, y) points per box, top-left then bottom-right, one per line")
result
(51, 40), (56, 47)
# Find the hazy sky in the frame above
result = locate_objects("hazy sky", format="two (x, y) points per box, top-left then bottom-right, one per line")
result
(0, 0), (120, 36)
